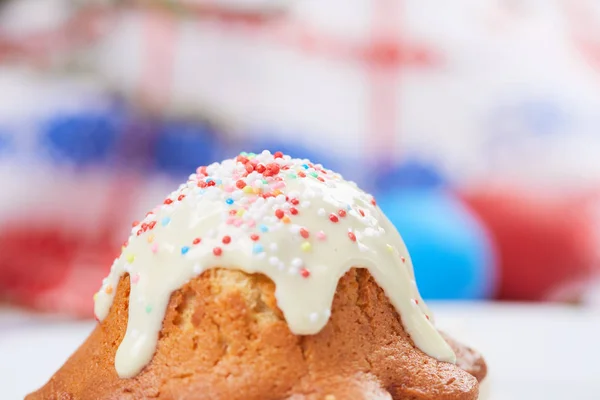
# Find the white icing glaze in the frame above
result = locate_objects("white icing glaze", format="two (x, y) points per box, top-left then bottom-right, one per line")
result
(94, 151), (456, 378)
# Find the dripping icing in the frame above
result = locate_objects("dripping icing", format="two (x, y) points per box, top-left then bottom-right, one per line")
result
(94, 151), (456, 378)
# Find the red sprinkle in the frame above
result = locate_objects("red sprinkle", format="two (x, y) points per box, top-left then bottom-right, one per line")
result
(236, 155), (249, 163)
(290, 198), (299, 205)
(329, 214), (339, 223)
(317, 177), (325, 182)
(348, 231), (357, 242)
(222, 235), (231, 244)
(178, 194), (186, 201)
(193, 238), (201, 245)
(274, 151), (283, 158)
(415, 299), (419, 304)
(207, 180), (216, 187)
(213, 247), (222, 256)
(338, 209), (347, 218)
(245, 163), (254, 173)
(300, 268), (310, 278)
(250, 233), (260, 241)
(359, 209), (365, 217)
(236, 180), (246, 189)
(197, 181), (207, 188)
(401, 256), (406, 263)
(256, 164), (266, 173)
(300, 228), (310, 239)
(371, 197), (377, 206)
(290, 207), (298, 215)
(136, 229), (143, 236)
(298, 171), (306, 178)
(275, 209), (285, 219)
(164, 199), (173, 205)
(149, 221), (157, 229)
(426, 315), (430, 320)
(264, 163), (280, 176)
(123, 240), (129, 248)
(229, 209), (237, 216)
(132, 220), (140, 227)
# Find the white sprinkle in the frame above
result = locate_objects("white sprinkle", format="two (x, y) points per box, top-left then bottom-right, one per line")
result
(301, 201), (311, 208)
(309, 312), (319, 323)
(256, 252), (266, 259)
(317, 208), (326, 217)
(270, 243), (278, 252)
(269, 256), (279, 266)
(289, 225), (301, 234)
(364, 227), (376, 237)
(163, 243), (175, 253)
(277, 262), (285, 271)
(232, 190), (243, 200)
(291, 258), (303, 268)
(288, 191), (300, 199)
(324, 309), (331, 318)
(358, 243), (369, 252)
(275, 194), (286, 204)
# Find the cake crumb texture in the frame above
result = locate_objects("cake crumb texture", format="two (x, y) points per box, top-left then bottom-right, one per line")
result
(28, 268), (486, 400)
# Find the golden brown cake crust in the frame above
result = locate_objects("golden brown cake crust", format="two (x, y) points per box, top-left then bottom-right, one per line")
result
(28, 268), (486, 400)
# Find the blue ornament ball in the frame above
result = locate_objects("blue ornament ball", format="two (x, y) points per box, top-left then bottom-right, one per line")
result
(377, 187), (497, 300)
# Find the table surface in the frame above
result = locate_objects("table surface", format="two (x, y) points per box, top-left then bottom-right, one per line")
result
(1, 302), (599, 400)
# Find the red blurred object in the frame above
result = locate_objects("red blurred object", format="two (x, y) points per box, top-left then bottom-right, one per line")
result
(0, 222), (114, 317)
(462, 189), (598, 302)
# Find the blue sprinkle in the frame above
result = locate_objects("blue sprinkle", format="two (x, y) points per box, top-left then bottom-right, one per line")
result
(161, 217), (171, 226)
(346, 204), (352, 210)
(216, 179), (222, 185)
(259, 224), (268, 233)
(302, 164), (309, 169)
(181, 246), (190, 255)
(253, 244), (264, 254)
(205, 178), (213, 182)
(225, 198), (234, 205)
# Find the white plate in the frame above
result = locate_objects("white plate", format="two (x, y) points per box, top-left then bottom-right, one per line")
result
(2, 303), (600, 400)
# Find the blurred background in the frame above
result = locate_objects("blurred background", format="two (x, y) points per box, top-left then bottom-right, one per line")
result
(1, 0), (600, 317)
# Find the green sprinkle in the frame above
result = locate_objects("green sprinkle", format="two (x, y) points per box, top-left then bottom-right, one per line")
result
(288, 173), (297, 179)
(309, 171), (318, 178)
(262, 179), (268, 184)
(145, 305), (152, 313)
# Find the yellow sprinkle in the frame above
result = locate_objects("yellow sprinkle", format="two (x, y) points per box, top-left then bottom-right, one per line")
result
(121, 246), (126, 252)
(147, 234), (155, 243)
(386, 244), (394, 253)
(282, 216), (291, 224)
(301, 242), (312, 252)
(93, 293), (98, 301)
(272, 189), (282, 196)
(126, 254), (135, 263)
(243, 186), (253, 194)
(237, 209), (245, 217)
(105, 285), (113, 295)
(253, 187), (261, 194)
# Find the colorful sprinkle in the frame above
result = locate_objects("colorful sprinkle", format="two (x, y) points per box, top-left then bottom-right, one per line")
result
(275, 209), (285, 219)
(164, 198), (173, 205)
(181, 246), (190, 255)
(222, 235), (231, 244)
(300, 268), (310, 278)
(161, 217), (171, 226)
(348, 231), (357, 242)
(145, 305), (152, 313)
(316, 231), (327, 241)
(338, 209), (347, 218)
(299, 228), (310, 239)
(329, 213), (339, 223)
(193, 238), (201, 245)
(250, 233), (260, 241)
(126, 254), (135, 263)
(253, 244), (264, 254)
(225, 198), (234, 205)
(301, 242), (312, 252)
(213, 247), (222, 256)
